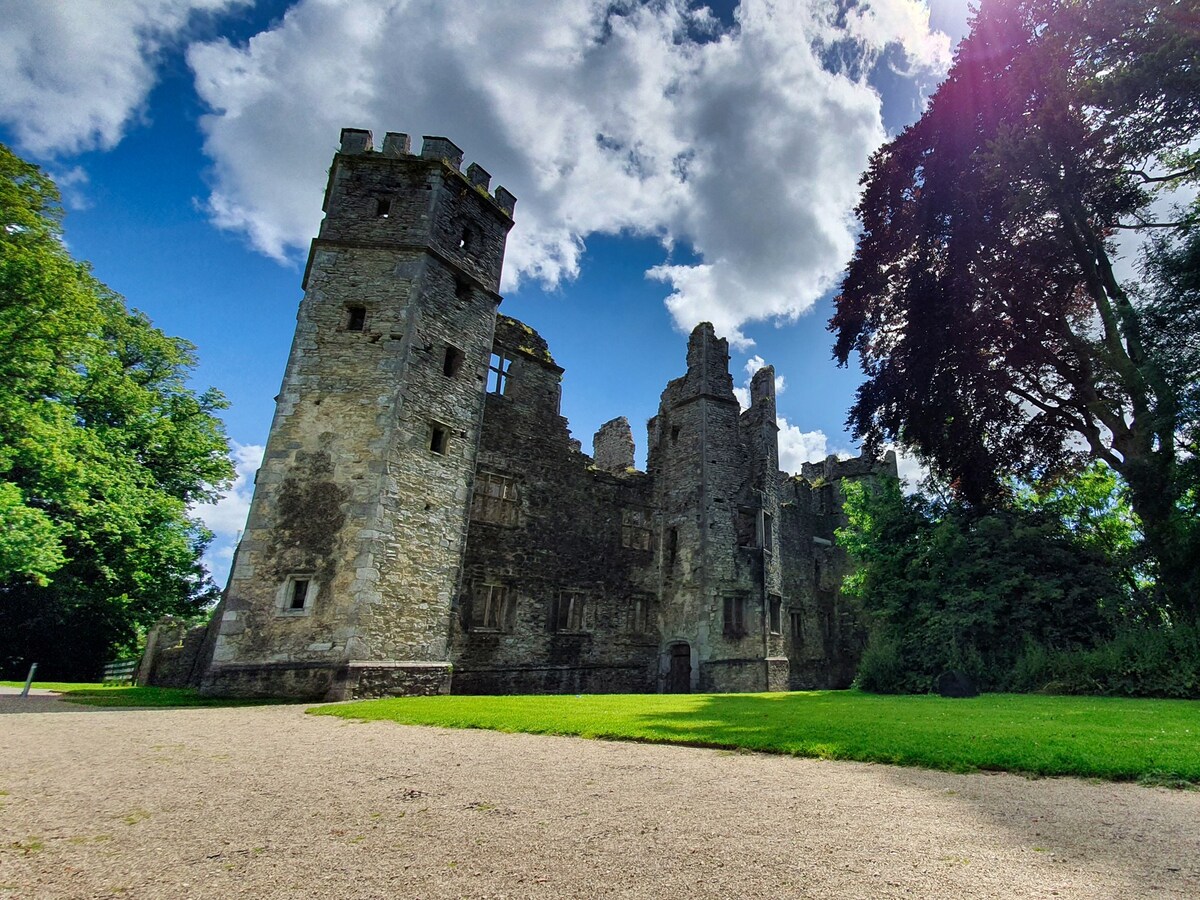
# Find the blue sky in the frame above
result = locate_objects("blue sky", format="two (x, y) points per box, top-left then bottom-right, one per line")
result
(0, 1), (973, 582)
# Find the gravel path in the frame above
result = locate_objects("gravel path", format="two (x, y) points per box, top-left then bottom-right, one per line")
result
(1, 695), (1197, 898)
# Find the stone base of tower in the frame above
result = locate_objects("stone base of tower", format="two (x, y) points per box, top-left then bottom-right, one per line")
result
(201, 660), (452, 701)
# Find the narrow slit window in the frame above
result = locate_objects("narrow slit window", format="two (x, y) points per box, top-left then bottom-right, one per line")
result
(769, 595), (782, 634)
(430, 424), (449, 455)
(290, 578), (310, 610)
(487, 353), (512, 395)
(346, 305), (366, 332)
(723, 594), (747, 637)
(790, 610), (804, 645)
(443, 345), (465, 377)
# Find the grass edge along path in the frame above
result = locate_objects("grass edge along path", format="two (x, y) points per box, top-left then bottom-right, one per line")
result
(0, 682), (283, 708)
(312, 691), (1200, 788)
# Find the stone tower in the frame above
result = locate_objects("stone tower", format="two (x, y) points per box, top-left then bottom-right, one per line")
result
(647, 324), (787, 692)
(203, 129), (516, 699)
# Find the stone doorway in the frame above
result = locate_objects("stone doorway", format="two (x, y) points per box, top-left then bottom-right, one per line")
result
(665, 642), (691, 693)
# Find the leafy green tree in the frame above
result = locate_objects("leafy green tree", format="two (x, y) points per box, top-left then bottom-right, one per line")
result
(0, 144), (234, 679)
(838, 477), (1126, 693)
(831, 0), (1200, 617)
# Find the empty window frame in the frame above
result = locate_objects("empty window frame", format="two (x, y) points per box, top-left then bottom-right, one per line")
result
(487, 353), (512, 395)
(789, 610), (804, 645)
(760, 512), (774, 550)
(723, 594), (748, 638)
(443, 345), (465, 377)
(471, 471), (519, 525)
(629, 595), (656, 634)
(375, 197), (392, 218)
(278, 574), (316, 616)
(552, 590), (590, 633)
(429, 423), (449, 455)
(345, 305), (367, 332)
(458, 225), (474, 251)
(769, 594), (782, 634)
(621, 508), (653, 550)
(470, 582), (508, 631)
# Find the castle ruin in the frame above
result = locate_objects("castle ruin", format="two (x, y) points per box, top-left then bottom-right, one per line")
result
(152, 129), (896, 699)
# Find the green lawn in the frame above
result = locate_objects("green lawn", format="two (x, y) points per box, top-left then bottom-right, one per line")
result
(313, 691), (1200, 787)
(0, 682), (281, 708)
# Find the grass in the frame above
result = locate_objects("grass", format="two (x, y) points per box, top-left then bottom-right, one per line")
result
(0, 681), (283, 708)
(312, 691), (1200, 787)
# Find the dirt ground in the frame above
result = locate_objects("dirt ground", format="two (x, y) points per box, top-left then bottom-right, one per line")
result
(1, 693), (1197, 899)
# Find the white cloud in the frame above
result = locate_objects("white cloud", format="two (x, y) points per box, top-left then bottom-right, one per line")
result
(0, 0), (247, 157)
(194, 441), (263, 585)
(778, 419), (835, 474)
(185, 0), (950, 345)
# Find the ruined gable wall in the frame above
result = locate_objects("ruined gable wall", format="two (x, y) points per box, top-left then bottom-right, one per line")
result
(450, 316), (660, 694)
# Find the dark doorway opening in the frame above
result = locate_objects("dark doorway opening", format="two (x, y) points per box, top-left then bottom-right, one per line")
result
(666, 642), (691, 693)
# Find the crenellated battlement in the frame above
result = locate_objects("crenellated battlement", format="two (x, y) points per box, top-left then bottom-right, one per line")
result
(337, 128), (516, 217)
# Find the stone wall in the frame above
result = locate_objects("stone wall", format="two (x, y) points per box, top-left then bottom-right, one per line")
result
(449, 316), (659, 694)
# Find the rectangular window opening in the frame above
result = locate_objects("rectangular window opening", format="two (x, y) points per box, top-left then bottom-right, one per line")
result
(471, 471), (519, 525)
(430, 424), (449, 455)
(553, 591), (589, 633)
(346, 305), (366, 332)
(790, 610), (804, 645)
(487, 353), (512, 395)
(723, 594), (747, 638)
(769, 594), (782, 635)
(375, 197), (391, 218)
(443, 345), (465, 377)
(629, 595), (656, 634)
(471, 583), (508, 631)
(289, 578), (310, 610)
(621, 508), (653, 551)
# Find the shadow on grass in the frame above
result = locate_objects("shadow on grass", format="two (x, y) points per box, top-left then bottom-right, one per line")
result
(620, 692), (1200, 785)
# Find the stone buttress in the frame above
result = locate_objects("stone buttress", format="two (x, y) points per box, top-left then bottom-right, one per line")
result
(202, 130), (516, 699)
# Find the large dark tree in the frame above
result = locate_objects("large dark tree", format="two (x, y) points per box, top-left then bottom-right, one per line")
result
(0, 145), (234, 679)
(831, 0), (1200, 616)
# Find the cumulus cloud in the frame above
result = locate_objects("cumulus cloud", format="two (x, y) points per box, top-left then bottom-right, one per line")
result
(194, 442), (263, 585)
(186, 0), (949, 346)
(778, 419), (838, 474)
(0, 0), (247, 157)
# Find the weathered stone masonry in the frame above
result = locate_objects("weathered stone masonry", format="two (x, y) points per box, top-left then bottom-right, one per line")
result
(190, 129), (897, 700)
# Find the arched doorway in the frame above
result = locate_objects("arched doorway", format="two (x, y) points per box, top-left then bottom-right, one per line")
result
(665, 642), (691, 693)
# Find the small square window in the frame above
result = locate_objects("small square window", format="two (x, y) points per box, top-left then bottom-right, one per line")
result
(443, 345), (465, 377)
(278, 575), (317, 616)
(430, 423), (449, 455)
(346, 305), (366, 332)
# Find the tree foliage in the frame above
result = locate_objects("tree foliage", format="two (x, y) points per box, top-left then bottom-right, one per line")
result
(0, 144), (234, 679)
(831, 0), (1200, 617)
(838, 476), (1128, 693)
